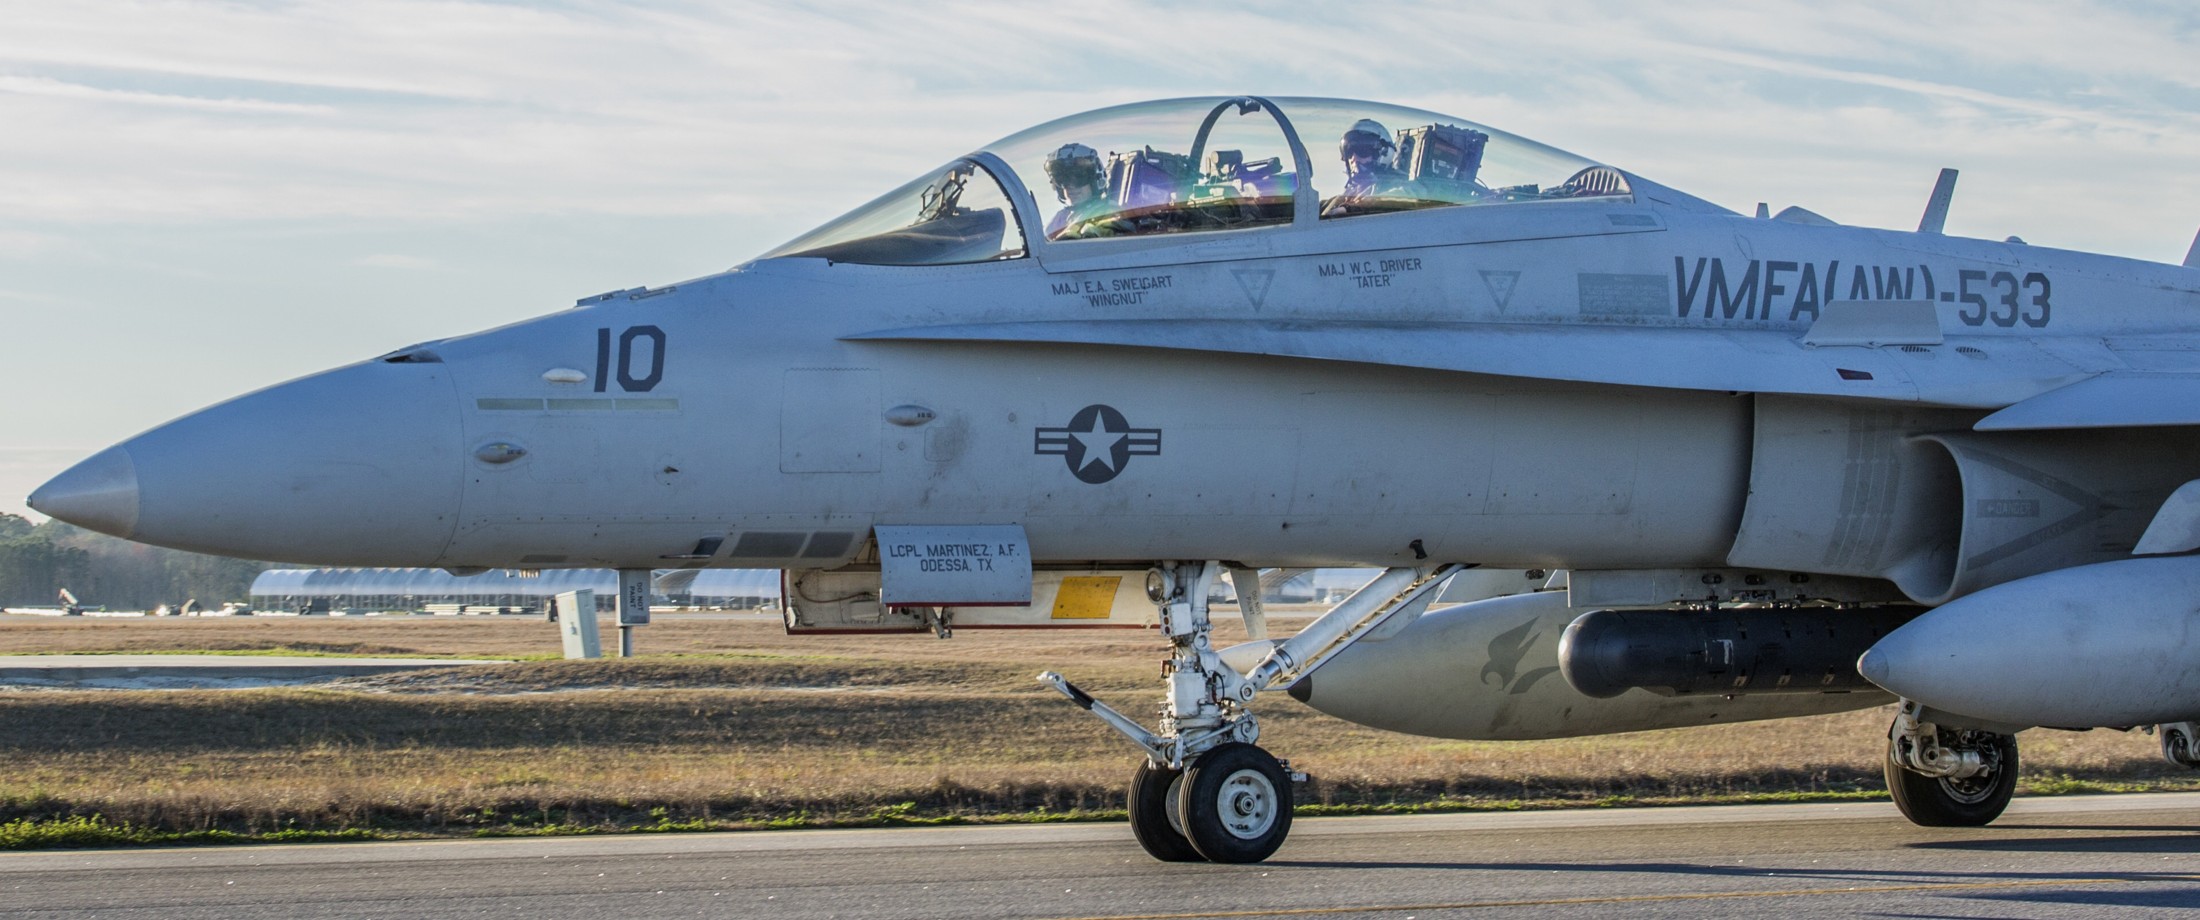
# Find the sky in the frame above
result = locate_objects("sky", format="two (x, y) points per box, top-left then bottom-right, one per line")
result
(4, 0), (2198, 521)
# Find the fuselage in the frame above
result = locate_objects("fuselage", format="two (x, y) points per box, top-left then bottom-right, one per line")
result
(41, 193), (2200, 583)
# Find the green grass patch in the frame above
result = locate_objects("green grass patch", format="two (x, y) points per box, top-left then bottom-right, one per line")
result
(0, 815), (384, 850)
(2019, 774), (2200, 796)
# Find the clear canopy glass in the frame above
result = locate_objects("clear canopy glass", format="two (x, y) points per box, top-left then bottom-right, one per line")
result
(998, 96), (1305, 241)
(757, 97), (1630, 265)
(1281, 99), (1631, 219)
(760, 158), (1027, 265)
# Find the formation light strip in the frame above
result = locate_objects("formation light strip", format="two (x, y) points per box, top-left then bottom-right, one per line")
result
(476, 398), (679, 412)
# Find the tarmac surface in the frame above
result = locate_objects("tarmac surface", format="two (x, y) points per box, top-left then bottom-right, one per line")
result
(0, 654), (504, 689)
(4, 792), (2197, 919)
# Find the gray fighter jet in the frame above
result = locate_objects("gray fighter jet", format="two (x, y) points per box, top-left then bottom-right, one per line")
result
(31, 96), (2200, 863)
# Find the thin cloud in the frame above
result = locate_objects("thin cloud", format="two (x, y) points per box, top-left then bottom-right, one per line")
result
(1650, 43), (2195, 137)
(0, 287), (65, 304)
(0, 75), (335, 115)
(355, 253), (438, 270)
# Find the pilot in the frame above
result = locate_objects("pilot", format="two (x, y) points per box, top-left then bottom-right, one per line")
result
(1043, 143), (1116, 240)
(1323, 118), (1414, 216)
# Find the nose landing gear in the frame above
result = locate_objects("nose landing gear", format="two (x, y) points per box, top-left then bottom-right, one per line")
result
(1043, 560), (1458, 863)
(1885, 701), (2019, 827)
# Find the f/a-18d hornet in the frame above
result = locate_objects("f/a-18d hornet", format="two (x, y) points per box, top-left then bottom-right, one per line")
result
(32, 96), (2200, 863)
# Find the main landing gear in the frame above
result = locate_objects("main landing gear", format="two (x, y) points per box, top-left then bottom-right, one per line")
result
(2156, 721), (2200, 770)
(1884, 701), (2019, 827)
(1042, 560), (1458, 863)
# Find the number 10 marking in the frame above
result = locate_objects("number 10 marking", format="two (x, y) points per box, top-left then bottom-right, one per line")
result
(594, 325), (667, 392)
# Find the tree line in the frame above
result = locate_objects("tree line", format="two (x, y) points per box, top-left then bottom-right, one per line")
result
(0, 513), (271, 610)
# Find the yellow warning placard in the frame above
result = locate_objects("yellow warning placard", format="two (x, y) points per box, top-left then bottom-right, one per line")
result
(1050, 576), (1122, 619)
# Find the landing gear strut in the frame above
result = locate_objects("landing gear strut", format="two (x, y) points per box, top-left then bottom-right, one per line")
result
(1884, 701), (2018, 827)
(1043, 560), (1458, 863)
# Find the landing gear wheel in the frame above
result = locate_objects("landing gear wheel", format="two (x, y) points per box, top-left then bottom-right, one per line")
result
(2164, 726), (2199, 769)
(1886, 731), (2018, 827)
(1128, 759), (1206, 862)
(1176, 742), (1293, 863)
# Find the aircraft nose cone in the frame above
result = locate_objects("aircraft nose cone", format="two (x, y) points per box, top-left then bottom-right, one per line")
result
(28, 445), (140, 538)
(62, 359), (466, 565)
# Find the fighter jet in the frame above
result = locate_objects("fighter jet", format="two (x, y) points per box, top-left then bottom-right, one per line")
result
(30, 95), (2200, 863)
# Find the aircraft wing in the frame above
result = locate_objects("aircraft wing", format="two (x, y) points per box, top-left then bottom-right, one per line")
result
(846, 320), (2110, 409)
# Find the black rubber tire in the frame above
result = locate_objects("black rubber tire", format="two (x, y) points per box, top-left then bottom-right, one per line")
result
(1885, 730), (2018, 827)
(2164, 728), (2198, 770)
(1128, 760), (1206, 862)
(1176, 742), (1293, 864)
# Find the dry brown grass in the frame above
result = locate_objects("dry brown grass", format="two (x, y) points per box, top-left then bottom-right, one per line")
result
(2, 618), (2193, 839)
(3, 613), (756, 659)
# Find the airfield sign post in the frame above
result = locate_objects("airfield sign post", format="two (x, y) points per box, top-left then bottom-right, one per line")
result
(615, 569), (651, 658)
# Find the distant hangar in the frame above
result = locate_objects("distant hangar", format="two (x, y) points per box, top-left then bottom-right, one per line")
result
(247, 567), (1390, 615)
(249, 567), (781, 614)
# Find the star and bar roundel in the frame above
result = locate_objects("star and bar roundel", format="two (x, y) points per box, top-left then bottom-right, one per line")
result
(1034, 404), (1162, 484)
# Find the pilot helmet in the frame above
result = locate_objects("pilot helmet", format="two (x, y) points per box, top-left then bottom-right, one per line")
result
(1044, 143), (1105, 202)
(1339, 118), (1395, 167)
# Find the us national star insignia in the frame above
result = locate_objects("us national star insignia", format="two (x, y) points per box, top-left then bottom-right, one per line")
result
(1034, 404), (1162, 484)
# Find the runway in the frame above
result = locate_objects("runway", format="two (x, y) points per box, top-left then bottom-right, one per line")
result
(6, 793), (2198, 919)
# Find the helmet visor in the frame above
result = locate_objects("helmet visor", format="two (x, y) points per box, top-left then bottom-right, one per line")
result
(1046, 155), (1101, 184)
(1339, 134), (1391, 161)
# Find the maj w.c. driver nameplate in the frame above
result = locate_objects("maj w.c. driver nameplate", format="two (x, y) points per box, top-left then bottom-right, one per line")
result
(875, 524), (1032, 607)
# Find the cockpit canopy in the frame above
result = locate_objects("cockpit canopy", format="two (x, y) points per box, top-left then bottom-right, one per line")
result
(758, 96), (1630, 266)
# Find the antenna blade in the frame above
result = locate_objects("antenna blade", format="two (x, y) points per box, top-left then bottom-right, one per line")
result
(1918, 168), (1957, 235)
(2185, 229), (2200, 269)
